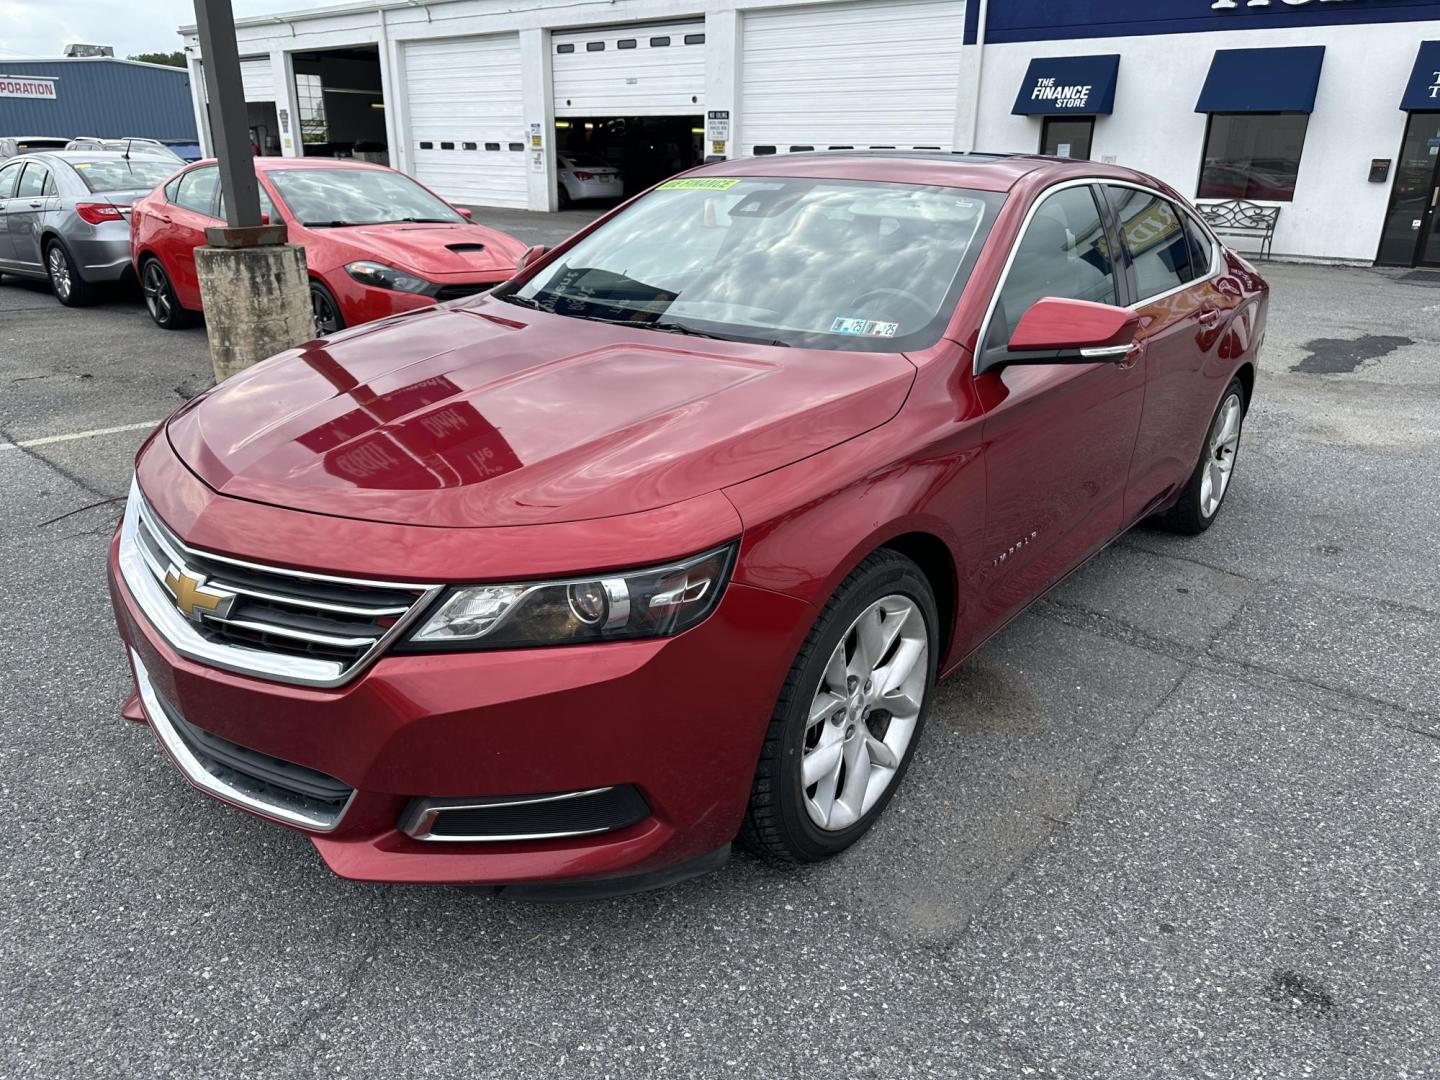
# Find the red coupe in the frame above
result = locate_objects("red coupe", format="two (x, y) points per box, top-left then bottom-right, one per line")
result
(129, 157), (528, 335)
(108, 153), (1267, 895)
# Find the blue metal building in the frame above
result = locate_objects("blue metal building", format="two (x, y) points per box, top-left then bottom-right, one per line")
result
(0, 57), (197, 140)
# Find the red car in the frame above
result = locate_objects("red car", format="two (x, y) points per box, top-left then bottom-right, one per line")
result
(129, 157), (528, 335)
(108, 154), (1267, 895)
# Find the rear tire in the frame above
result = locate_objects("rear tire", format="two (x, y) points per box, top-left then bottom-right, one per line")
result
(140, 257), (194, 330)
(740, 550), (937, 863)
(558, 184), (572, 209)
(1151, 378), (1247, 535)
(46, 240), (98, 307)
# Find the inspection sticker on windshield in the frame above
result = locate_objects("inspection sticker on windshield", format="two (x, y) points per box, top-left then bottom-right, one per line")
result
(657, 178), (742, 190)
(830, 317), (899, 338)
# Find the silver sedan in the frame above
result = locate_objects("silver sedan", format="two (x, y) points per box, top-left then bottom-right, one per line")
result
(0, 151), (179, 306)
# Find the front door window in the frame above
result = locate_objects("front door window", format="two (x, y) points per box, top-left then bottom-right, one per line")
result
(1377, 113), (1440, 267)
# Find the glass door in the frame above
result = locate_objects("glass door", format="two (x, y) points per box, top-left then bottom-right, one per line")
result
(1040, 117), (1095, 161)
(1378, 112), (1440, 266)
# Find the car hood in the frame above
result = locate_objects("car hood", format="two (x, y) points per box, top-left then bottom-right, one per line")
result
(311, 221), (527, 277)
(165, 301), (916, 529)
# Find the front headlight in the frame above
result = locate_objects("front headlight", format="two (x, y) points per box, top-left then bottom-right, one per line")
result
(345, 260), (434, 295)
(401, 543), (738, 650)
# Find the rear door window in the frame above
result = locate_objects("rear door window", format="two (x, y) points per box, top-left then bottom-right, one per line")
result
(16, 163), (50, 198)
(1182, 211), (1215, 279)
(174, 166), (220, 216)
(1104, 186), (1193, 301)
(985, 184), (1119, 351)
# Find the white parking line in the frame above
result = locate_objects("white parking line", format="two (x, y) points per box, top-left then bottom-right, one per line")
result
(0, 421), (159, 452)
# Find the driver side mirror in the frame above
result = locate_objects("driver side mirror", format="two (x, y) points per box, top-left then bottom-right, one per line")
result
(517, 244), (548, 271)
(456, 207), (473, 220)
(978, 297), (1140, 375)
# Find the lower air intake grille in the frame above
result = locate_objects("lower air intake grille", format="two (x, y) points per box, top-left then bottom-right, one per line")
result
(399, 786), (649, 842)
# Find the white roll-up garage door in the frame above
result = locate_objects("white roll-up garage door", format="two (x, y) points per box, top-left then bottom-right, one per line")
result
(740, 0), (966, 154)
(240, 57), (275, 102)
(195, 58), (274, 103)
(552, 21), (707, 116)
(403, 34), (528, 209)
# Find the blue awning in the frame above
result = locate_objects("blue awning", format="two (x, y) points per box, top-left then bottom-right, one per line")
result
(1195, 46), (1326, 114)
(1401, 41), (1440, 111)
(1012, 55), (1121, 116)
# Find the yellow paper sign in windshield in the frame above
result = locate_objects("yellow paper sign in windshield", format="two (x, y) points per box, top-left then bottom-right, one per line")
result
(657, 178), (742, 191)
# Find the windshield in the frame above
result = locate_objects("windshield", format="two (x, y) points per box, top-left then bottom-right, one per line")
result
(73, 158), (177, 193)
(499, 176), (1002, 351)
(266, 167), (464, 227)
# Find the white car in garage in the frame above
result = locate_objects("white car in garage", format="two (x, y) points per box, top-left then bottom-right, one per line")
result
(557, 153), (622, 206)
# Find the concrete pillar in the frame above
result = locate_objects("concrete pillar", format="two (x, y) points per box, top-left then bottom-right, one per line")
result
(705, 8), (741, 159)
(519, 28), (556, 211)
(195, 244), (313, 382)
(272, 48), (304, 158)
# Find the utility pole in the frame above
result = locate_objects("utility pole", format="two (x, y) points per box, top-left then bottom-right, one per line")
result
(191, 0), (313, 382)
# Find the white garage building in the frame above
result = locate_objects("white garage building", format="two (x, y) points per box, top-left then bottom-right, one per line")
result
(180, 0), (1440, 266)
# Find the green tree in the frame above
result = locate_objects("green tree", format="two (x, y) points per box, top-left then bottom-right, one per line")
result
(128, 51), (186, 68)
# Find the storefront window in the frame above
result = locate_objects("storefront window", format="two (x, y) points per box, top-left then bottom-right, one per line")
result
(1198, 113), (1309, 202)
(1040, 117), (1094, 161)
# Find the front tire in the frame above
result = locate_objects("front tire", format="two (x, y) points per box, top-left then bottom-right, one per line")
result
(140, 257), (194, 329)
(46, 241), (97, 307)
(740, 550), (937, 863)
(1152, 378), (1247, 535)
(310, 280), (344, 337)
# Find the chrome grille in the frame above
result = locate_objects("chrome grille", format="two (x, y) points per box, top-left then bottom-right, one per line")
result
(118, 480), (441, 687)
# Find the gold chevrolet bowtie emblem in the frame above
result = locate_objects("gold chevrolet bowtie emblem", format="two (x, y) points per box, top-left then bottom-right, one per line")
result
(164, 566), (236, 623)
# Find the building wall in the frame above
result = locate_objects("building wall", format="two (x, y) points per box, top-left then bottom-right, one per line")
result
(0, 58), (198, 140)
(974, 21), (1439, 262)
(178, 0), (1439, 262)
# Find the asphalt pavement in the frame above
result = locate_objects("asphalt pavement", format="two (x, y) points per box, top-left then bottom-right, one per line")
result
(1, 247), (1438, 1079)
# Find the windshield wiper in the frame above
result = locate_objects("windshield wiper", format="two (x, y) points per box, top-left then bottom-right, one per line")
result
(304, 220), (365, 228)
(644, 319), (790, 348)
(396, 217), (459, 224)
(494, 293), (555, 313)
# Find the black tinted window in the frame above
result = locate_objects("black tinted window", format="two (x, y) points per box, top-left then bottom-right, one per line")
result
(1198, 113), (1308, 203)
(987, 186), (1117, 350)
(1105, 187), (1192, 301)
(174, 166), (219, 215)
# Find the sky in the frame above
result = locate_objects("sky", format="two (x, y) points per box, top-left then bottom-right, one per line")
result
(0, 0), (313, 61)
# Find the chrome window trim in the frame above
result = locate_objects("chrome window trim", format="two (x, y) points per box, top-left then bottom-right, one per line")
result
(131, 649), (356, 832)
(118, 479), (443, 689)
(398, 788), (619, 843)
(973, 177), (1223, 376)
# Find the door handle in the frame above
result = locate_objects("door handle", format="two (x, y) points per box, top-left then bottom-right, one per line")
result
(157, 214), (173, 223)
(1198, 309), (1219, 326)
(28, 200), (43, 209)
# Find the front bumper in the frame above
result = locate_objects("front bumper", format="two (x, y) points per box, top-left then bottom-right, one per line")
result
(108, 520), (812, 887)
(327, 269), (514, 329)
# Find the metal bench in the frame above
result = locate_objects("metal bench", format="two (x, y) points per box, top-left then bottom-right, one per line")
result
(1197, 200), (1281, 261)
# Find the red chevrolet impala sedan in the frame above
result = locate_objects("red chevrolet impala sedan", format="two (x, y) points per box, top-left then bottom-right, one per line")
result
(129, 157), (528, 335)
(108, 153), (1267, 895)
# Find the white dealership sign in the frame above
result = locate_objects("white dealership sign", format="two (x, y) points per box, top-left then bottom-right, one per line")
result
(0, 75), (57, 100)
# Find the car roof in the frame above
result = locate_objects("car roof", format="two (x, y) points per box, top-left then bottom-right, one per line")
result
(688, 150), (1167, 194)
(16, 150), (167, 164)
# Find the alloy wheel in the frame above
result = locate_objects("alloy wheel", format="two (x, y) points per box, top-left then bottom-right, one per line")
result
(801, 594), (928, 831)
(142, 261), (172, 323)
(1200, 393), (1243, 518)
(312, 288), (340, 336)
(46, 246), (71, 301)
